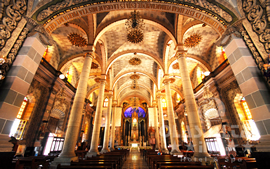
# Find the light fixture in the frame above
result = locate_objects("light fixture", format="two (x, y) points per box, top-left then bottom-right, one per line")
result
(203, 71), (210, 76)
(59, 74), (65, 79)
(125, 10), (145, 43)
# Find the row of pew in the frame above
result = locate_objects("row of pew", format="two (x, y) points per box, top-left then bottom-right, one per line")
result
(57, 149), (129, 169)
(143, 149), (214, 169)
(143, 149), (258, 169)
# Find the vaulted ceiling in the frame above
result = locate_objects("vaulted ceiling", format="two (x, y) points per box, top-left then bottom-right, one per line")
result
(46, 9), (224, 106)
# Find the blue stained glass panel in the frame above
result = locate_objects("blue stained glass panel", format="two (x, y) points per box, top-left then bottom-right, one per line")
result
(124, 107), (146, 118)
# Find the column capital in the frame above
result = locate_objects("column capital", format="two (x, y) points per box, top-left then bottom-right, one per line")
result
(84, 52), (96, 59)
(162, 77), (175, 84)
(112, 100), (118, 106)
(94, 77), (106, 83)
(152, 100), (157, 106)
(83, 45), (96, 59)
(106, 90), (113, 97)
(175, 44), (187, 60)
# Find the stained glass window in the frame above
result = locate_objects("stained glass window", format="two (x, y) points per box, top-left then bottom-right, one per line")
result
(124, 107), (146, 118)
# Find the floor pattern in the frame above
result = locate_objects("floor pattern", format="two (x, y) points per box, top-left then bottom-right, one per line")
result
(122, 150), (148, 169)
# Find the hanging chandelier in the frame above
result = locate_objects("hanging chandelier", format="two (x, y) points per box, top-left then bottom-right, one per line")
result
(184, 33), (202, 48)
(125, 10), (145, 43)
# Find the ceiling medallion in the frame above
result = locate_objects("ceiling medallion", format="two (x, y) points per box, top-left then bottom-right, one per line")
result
(67, 33), (87, 47)
(130, 74), (140, 80)
(184, 33), (202, 48)
(129, 57), (141, 65)
(172, 63), (179, 69)
(125, 10), (145, 43)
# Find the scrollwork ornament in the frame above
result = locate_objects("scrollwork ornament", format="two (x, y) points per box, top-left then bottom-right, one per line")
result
(243, 0), (256, 13)
(252, 15), (266, 34)
(247, 5), (263, 22)
(259, 29), (270, 43)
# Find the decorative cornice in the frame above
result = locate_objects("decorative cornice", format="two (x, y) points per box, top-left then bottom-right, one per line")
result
(33, 0), (237, 26)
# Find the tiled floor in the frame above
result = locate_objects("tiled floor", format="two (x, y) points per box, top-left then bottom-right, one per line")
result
(122, 150), (148, 169)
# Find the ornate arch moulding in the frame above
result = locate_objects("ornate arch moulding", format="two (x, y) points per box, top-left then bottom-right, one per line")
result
(112, 70), (158, 90)
(34, 1), (237, 37)
(106, 50), (165, 75)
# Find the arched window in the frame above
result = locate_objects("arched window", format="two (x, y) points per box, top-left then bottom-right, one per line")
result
(103, 98), (108, 107)
(197, 67), (204, 84)
(235, 96), (260, 141)
(17, 97), (28, 119)
(10, 97), (28, 140)
(66, 68), (72, 83)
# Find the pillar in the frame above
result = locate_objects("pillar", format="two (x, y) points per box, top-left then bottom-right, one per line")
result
(224, 36), (270, 148)
(86, 78), (106, 157)
(163, 78), (181, 154)
(0, 34), (45, 151)
(157, 94), (169, 153)
(110, 88), (117, 151)
(52, 52), (94, 165)
(176, 45), (210, 159)
(101, 92), (113, 153)
(153, 100), (160, 150)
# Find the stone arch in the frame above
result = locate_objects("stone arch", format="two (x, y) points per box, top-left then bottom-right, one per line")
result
(58, 53), (102, 72)
(117, 82), (153, 99)
(168, 55), (211, 72)
(37, 1), (230, 37)
(120, 92), (150, 106)
(94, 19), (177, 48)
(160, 85), (184, 99)
(106, 50), (165, 75)
(112, 70), (158, 90)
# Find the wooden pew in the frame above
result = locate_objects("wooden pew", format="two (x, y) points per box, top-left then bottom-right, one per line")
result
(14, 156), (49, 169)
(71, 161), (115, 169)
(157, 161), (201, 169)
(0, 151), (15, 169)
(239, 160), (257, 169)
(77, 159), (118, 169)
(86, 156), (122, 168)
(159, 165), (214, 169)
(57, 164), (113, 169)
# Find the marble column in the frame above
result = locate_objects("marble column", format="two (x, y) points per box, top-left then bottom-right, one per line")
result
(157, 94), (169, 153)
(101, 92), (113, 153)
(110, 99), (117, 151)
(86, 78), (106, 157)
(163, 78), (181, 154)
(176, 45), (210, 159)
(153, 100), (160, 150)
(53, 52), (94, 165)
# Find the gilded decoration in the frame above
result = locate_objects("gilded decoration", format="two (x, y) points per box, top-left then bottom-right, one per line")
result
(242, 0), (270, 53)
(67, 33), (87, 47)
(34, 0), (235, 26)
(129, 57), (141, 65)
(184, 33), (202, 48)
(130, 74), (140, 80)
(126, 10), (145, 43)
(172, 63), (179, 69)
(0, 27), (28, 86)
(241, 28), (270, 87)
(0, 0), (27, 50)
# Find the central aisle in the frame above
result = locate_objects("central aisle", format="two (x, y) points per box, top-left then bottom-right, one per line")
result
(122, 150), (148, 169)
